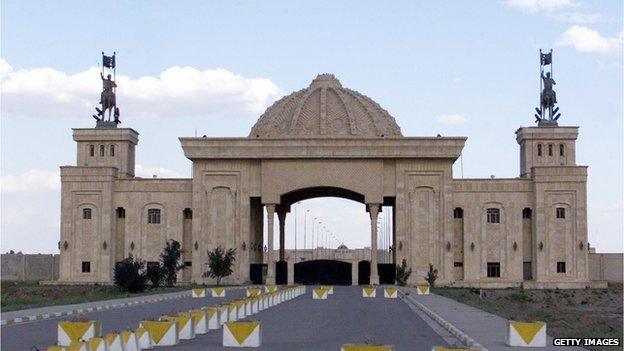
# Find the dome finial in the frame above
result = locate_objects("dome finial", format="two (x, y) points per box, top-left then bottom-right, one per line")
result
(309, 73), (342, 89)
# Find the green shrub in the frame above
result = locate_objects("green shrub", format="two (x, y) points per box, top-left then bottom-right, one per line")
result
(511, 287), (533, 302)
(113, 256), (147, 293)
(425, 263), (438, 287)
(146, 264), (165, 288)
(395, 258), (412, 286)
(203, 246), (237, 285)
(160, 240), (185, 287)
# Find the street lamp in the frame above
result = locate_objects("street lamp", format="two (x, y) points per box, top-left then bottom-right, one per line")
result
(304, 210), (310, 252)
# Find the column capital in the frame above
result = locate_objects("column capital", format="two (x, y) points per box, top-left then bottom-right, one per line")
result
(265, 203), (276, 214)
(367, 203), (381, 220)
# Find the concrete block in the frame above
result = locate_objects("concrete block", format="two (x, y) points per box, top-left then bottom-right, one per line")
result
(104, 333), (123, 351)
(86, 337), (106, 351)
(160, 315), (195, 340)
(216, 305), (229, 325)
(264, 285), (277, 293)
(191, 288), (206, 298)
(57, 321), (102, 346)
(47, 347), (67, 351)
(227, 303), (238, 322)
(384, 287), (397, 298)
(416, 285), (430, 295)
(135, 327), (153, 349)
(236, 300), (246, 319)
(341, 344), (393, 350)
(223, 322), (261, 347)
(187, 310), (208, 334)
(212, 287), (226, 297)
(507, 320), (546, 347)
(67, 341), (88, 351)
(321, 285), (334, 294)
(204, 308), (219, 330)
(246, 287), (261, 297)
(139, 320), (178, 346)
(120, 331), (139, 351)
(313, 288), (328, 299)
(362, 287), (376, 297)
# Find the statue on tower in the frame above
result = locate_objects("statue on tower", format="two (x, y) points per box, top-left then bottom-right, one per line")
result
(92, 52), (121, 128)
(534, 49), (561, 126)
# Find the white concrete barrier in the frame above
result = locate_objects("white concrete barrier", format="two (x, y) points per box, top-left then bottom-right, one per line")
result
(321, 285), (334, 294)
(223, 322), (261, 347)
(67, 341), (88, 351)
(246, 287), (261, 297)
(86, 337), (107, 351)
(217, 305), (229, 325)
(120, 330), (139, 351)
(204, 307), (220, 330)
(191, 288), (206, 298)
(264, 285), (277, 293)
(416, 285), (430, 295)
(236, 300), (246, 319)
(506, 320), (546, 347)
(227, 303), (238, 322)
(313, 288), (328, 299)
(212, 287), (226, 297)
(161, 315), (195, 340)
(188, 310), (208, 334)
(135, 327), (153, 349)
(384, 287), (398, 298)
(57, 321), (102, 346)
(362, 286), (376, 297)
(139, 320), (179, 346)
(104, 333), (124, 351)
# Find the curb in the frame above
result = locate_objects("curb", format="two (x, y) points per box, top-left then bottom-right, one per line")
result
(1, 286), (249, 327)
(398, 289), (488, 351)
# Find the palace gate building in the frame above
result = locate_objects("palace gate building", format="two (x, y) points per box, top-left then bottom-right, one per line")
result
(59, 74), (589, 288)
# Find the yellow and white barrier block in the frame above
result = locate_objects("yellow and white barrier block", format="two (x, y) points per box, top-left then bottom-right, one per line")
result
(227, 303), (238, 322)
(416, 285), (430, 295)
(104, 333), (124, 351)
(264, 285), (277, 293)
(204, 308), (219, 330)
(120, 330), (139, 351)
(245, 298), (253, 315)
(212, 287), (226, 297)
(236, 300), (246, 319)
(191, 288), (206, 298)
(135, 327), (152, 350)
(216, 305), (229, 325)
(341, 344), (393, 350)
(187, 310), (208, 334)
(246, 287), (261, 297)
(67, 342), (88, 351)
(58, 321), (102, 347)
(250, 297), (259, 314)
(313, 288), (328, 299)
(223, 322), (261, 347)
(86, 337), (106, 351)
(161, 315), (195, 340)
(321, 285), (334, 294)
(362, 286), (376, 297)
(47, 347), (66, 351)
(140, 320), (178, 346)
(506, 320), (546, 347)
(384, 287), (398, 298)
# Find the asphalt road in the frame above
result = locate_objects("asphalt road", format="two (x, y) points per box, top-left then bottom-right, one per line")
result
(2, 286), (448, 350)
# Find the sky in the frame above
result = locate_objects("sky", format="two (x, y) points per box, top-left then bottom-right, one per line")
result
(1, 0), (622, 254)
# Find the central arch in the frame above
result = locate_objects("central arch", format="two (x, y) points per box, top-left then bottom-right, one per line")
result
(280, 186), (366, 207)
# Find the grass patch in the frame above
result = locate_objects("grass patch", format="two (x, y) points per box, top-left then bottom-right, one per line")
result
(1, 280), (224, 312)
(432, 285), (623, 351)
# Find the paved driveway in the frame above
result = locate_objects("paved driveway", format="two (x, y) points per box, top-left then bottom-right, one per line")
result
(2, 286), (447, 350)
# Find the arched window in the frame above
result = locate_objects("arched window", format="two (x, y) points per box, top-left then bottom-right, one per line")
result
(110, 145), (115, 157)
(486, 208), (500, 223)
(548, 144), (553, 156)
(537, 144), (542, 156)
(559, 144), (564, 156)
(147, 209), (161, 224)
(522, 208), (532, 219)
(89, 145), (95, 157)
(82, 208), (92, 219)
(453, 208), (463, 219)
(116, 207), (125, 218)
(99, 145), (105, 157)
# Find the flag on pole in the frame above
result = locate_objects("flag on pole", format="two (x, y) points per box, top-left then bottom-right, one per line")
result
(103, 53), (116, 68)
(540, 52), (552, 65)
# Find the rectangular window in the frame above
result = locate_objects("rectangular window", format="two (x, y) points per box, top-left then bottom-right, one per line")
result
(89, 145), (95, 157)
(486, 208), (500, 223)
(556, 207), (566, 219)
(454, 262), (463, 267)
(110, 145), (115, 157)
(116, 207), (125, 218)
(548, 144), (553, 156)
(453, 208), (463, 219)
(184, 261), (192, 267)
(557, 262), (566, 273)
(487, 262), (500, 278)
(559, 144), (565, 156)
(81, 261), (91, 273)
(183, 208), (193, 219)
(99, 145), (105, 157)
(82, 208), (92, 220)
(537, 144), (542, 156)
(147, 209), (161, 224)
(522, 208), (532, 219)
(523, 262), (533, 280)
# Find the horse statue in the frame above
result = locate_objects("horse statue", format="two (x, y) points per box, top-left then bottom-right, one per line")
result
(540, 71), (557, 112)
(99, 73), (117, 119)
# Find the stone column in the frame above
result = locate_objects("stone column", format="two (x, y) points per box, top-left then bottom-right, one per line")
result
(287, 259), (294, 285)
(351, 261), (358, 286)
(277, 207), (287, 261)
(266, 204), (276, 285)
(369, 204), (381, 285)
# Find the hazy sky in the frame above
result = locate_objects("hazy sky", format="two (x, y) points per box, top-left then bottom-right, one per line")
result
(1, 0), (622, 254)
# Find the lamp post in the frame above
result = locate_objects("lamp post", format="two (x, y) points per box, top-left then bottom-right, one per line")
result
(304, 210), (310, 253)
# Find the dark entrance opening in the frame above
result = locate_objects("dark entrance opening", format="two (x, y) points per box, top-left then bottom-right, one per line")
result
(358, 260), (370, 285)
(378, 263), (396, 284)
(249, 264), (266, 284)
(294, 260), (351, 285)
(276, 260), (287, 285)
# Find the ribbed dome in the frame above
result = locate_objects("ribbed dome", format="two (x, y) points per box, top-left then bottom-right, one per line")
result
(249, 74), (403, 138)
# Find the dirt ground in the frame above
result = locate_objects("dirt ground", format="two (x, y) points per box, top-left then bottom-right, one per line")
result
(433, 285), (623, 349)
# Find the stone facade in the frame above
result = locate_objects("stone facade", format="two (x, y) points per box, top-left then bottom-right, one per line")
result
(58, 74), (591, 288)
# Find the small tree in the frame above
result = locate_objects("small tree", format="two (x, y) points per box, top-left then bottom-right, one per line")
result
(396, 258), (412, 286)
(425, 263), (438, 287)
(146, 263), (165, 288)
(203, 246), (237, 285)
(113, 256), (147, 293)
(160, 240), (185, 287)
